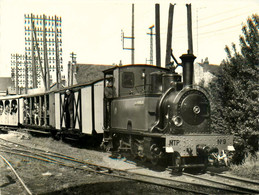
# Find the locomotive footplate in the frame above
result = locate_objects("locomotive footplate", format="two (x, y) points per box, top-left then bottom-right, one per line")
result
(165, 134), (234, 157)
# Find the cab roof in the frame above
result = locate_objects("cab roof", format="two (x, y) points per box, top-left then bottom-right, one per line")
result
(103, 64), (169, 74)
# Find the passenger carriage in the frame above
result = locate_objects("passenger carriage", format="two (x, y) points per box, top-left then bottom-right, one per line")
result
(20, 92), (54, 130)
(0, 95), (20, 127)
(54, 79), (104, 138)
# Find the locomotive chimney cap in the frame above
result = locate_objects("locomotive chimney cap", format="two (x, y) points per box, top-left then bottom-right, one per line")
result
(180, 53), (196, 61)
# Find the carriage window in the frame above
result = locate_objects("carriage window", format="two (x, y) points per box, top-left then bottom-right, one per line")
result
(4, 101), (10, 114)
(122, 72), (134, 88)
(11, 100), (18, 114)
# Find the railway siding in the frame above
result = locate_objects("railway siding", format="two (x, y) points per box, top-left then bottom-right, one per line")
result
(0, 130), (258, 194)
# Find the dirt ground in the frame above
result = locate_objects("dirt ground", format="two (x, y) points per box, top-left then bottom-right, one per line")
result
(0, 131), (183, 195)
(1, 131), (258, 195)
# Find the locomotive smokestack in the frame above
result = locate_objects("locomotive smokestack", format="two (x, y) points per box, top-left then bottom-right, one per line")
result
(180, 4), (196, 87)
(180, 54), (196, 87)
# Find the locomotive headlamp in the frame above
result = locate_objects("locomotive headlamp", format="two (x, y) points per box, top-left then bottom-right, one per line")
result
(172, 116), (183, 127)
(141, 72), (146, 79)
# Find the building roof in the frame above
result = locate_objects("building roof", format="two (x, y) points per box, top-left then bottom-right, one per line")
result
(197, 63), (220, 75)
(74, 64), (114, 84)
(0, 77), (12, 91)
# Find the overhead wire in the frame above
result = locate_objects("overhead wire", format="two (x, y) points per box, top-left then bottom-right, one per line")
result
(197, 11), (255, 29)
(172, 11), (256, 40)
(197, 5), (254, 22)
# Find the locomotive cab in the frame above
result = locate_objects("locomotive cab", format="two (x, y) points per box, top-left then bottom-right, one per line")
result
(103, 65), (170, 131)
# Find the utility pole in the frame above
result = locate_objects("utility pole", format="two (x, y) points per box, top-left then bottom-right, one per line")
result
(165, 3), (175, 66)
(186, 4), (193, 54)
(15, 54), (19, 95)
(55, 15), (61, 89)
(131, 4), (134, 65)
(30, 14), (37, 88)
(121, 4), (135, 65)
(43, 14), (50, 91)
(155, 4), (161, 67)
(70, 52), (77, 64)
(69, 52), (76, 86)
(25, 55), (28, 94)
(68, 61), (71, 86)
(32, 19), (46, 90)
(147, 25), (155, 65)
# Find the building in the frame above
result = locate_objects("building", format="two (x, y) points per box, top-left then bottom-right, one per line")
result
(71, 64), (114, 85)
(0, 77), (12, 96)
(10, 54), (28, 91)
(194, 62), (220, 86)
(21, 14), (64, 89)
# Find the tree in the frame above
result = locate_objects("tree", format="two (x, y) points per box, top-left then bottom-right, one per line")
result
(207, 14), (259, 164)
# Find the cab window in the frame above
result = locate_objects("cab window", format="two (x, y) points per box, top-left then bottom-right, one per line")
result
(122, 72), (134, 88)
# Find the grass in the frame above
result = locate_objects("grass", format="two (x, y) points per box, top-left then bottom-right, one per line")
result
(230, 153), (259, 180)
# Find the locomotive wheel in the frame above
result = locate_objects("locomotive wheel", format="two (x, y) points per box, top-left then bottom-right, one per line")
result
(150, 144), (161, 165)
(141, 156), (147, 162)
(151, 157), (159, 165)
(130, 137), (138, 159)
(105, 146), (111, 152)
(54, 132), (62, 141)
(172, 152), (182, 172)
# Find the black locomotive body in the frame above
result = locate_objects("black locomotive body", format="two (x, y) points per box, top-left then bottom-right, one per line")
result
(103, 54), (234, 169)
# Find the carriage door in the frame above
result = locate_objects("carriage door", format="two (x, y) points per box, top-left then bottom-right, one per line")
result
(60, 90), (81, 130)
(55, 93), (61, 130)
(73, 90), (81, 130)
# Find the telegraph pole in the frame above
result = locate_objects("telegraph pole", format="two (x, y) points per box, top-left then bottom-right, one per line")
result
(186, 4), (193, 54)
(147, 25), (155, 65)
(43, 14), (50, 91)
(70, 52), (77, 64)
(55, 15), (61, 89)
(69, 52), (76, 86)
(15, 54), (19, 95)
(68, 61), (71, 86)
(32, 19), (46, 90)
(25, 54), (28, 94)
(165, 3), (175, 66)
(122, 4), (135, 65)
(131, 4), (134, 65)
(155, 4), (161, 67)
(30, 14), (37, 88)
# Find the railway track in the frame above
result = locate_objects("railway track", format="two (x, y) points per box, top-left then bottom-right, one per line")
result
(183, 172), (259, 194)
(0, 137), (204, 194)
(0, 135), (258, 194)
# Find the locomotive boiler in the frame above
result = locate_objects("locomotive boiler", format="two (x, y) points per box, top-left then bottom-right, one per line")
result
(102, 54), (234, 170)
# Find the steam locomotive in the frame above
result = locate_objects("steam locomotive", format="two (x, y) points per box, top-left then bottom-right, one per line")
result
(102, 54), (234, 170)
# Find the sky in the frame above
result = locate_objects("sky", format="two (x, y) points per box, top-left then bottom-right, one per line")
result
(0, 0), (258, 77)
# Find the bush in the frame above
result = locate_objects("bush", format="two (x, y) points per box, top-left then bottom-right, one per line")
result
(207, 14), (259, 164)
